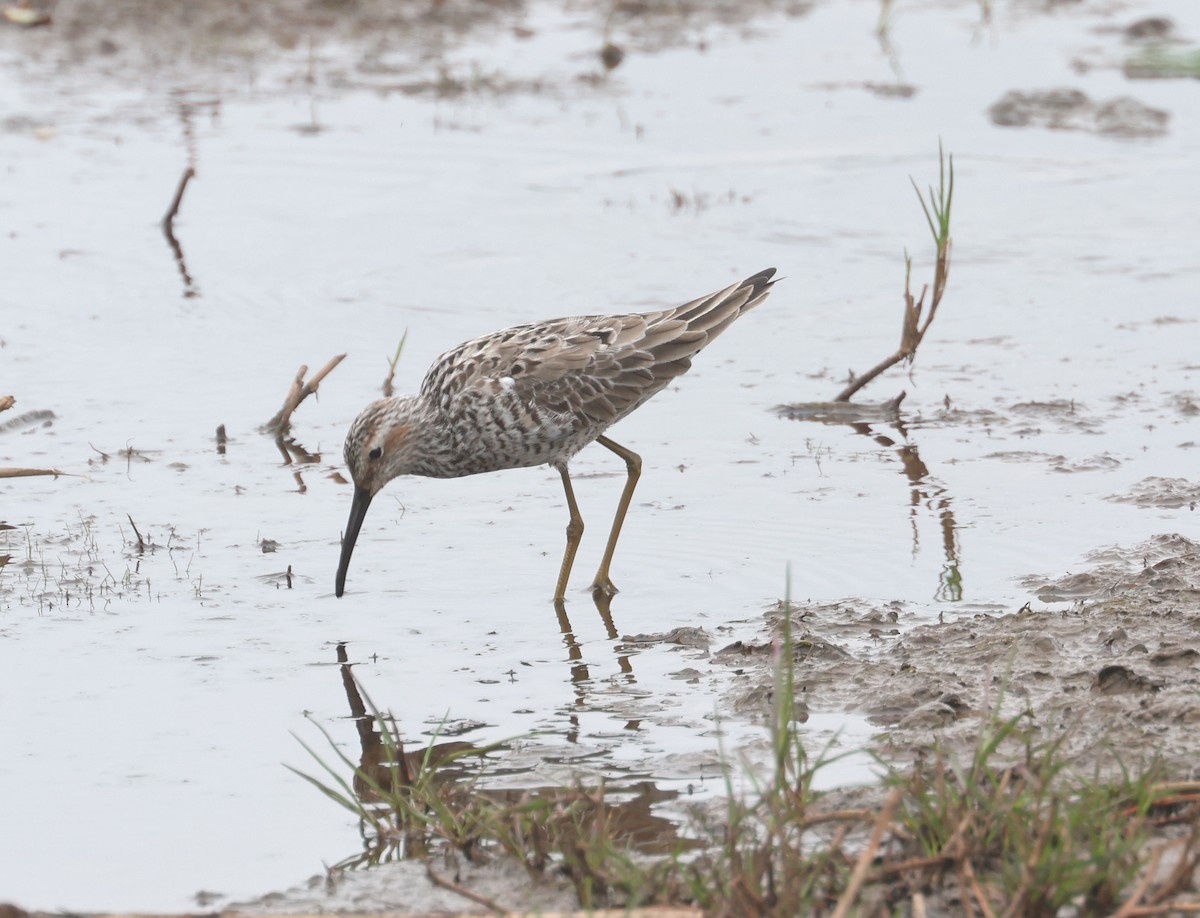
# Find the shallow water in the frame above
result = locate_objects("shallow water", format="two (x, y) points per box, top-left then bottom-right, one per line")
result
(2, 0), (1198, 909)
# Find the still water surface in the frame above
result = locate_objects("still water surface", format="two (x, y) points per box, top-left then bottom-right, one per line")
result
(1, 0), (1197, 908)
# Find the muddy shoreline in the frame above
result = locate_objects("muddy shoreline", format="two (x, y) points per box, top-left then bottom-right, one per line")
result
(717, 533), (1200, 781)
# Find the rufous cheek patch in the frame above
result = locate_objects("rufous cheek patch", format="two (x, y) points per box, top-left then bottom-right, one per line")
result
(385, 424), (412, 454)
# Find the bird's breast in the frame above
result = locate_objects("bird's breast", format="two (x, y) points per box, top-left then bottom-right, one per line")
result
(427, 389), (596, 477)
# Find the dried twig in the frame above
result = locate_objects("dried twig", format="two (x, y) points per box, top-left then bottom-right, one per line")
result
(1117, 906), (1200, 916)
(798, 807), (877, 829)
(1107, 844), (1167, 918)
(263, 354), (346, 434)
(835, 143), (954, 402)
(831, 785), (904, 918)
(162, 166), (195, 231)
(382, 329), (409, 397)
(162, 166), (199, 298)
(423, 859), (506, 915)
(0, 467), (66, 479)
(963, 857), (998, 918)
(127, 514), (146, 553)
(1147, 821), (1200, 905)
(867, 852), (955, 881)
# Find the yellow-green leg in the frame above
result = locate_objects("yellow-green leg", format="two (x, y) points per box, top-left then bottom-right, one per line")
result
(554, 464), (585, 601)
(590, 435), (642, 597)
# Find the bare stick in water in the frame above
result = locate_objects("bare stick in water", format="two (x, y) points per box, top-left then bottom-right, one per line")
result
(835, 143), (954, 402)
(127, 514), (147, 552)
(0, 467), (66, 479)
(162, 166), (195, 230)
(264, 353), (347, 434)
(381, 330), (408, 398)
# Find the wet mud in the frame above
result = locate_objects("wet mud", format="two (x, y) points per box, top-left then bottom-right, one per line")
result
(988, 88), (1169, 137)
(716, 534), (1200, 780)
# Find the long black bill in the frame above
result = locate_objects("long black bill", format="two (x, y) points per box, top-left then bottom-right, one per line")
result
(335, 487), (373, 597)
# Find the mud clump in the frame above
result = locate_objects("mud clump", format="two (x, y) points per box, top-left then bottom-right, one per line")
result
(721, 534), (1200, 779)
(1109, 476), (1200, 509)
(989, 87), (1169, 137)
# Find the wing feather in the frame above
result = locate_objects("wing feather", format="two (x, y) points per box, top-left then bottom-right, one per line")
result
(421, 269), (776, 429)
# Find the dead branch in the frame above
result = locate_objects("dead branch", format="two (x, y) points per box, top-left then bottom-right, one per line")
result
(867, 852), (955, 881)
(1147, 820), (1200, 905)
(382, 330), (408, 397)
(424, 859), (507, 915)
(1108, 844), (1167, 918)
(263, 354), (346, 435)
(835, 146), (954, 402)
(162, 166), (195, 230)
(0, 467), (67, 479)
(835, 244), (951, 402)
(963, 857), (998, 918)
(127, 514), (146, 553)
(831, 785), (904, 918)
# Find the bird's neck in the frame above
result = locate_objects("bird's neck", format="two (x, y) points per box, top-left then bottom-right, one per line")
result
(401, 393), (469, 479)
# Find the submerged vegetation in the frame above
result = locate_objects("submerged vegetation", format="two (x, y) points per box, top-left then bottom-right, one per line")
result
(0, 513), (207, 613)
(292, 601), (1200, 916)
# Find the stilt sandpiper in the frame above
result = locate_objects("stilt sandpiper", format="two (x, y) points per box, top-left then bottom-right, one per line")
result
(335, 268), (777, 600)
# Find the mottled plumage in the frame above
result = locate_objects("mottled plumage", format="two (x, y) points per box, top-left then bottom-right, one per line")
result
(335, 268), (777, 600)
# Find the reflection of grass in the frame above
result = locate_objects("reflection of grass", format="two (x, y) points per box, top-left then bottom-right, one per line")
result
(293, 584), (1200, 913)
(1125, 47), (1200, 80)
(399, 63), (547, 98)
(666, 187), (748, 214)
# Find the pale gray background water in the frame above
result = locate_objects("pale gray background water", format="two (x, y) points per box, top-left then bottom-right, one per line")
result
(2, 0), (1197, 908)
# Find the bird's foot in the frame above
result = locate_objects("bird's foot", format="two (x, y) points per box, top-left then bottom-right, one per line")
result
(590, 576), (619, 598)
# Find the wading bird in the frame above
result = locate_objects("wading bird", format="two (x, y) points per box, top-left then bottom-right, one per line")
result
(335, 268), (777, 600)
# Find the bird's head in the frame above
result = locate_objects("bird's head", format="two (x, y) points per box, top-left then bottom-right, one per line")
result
(343, 397), (424, 498)
(336, 396), (422, 598)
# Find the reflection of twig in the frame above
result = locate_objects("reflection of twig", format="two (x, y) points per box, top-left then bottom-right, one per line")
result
(162, 167), (199, 299)
(835, 144), (954, 402)
(273, 436), (319, 467)
(162, 92), (216, 299)
(264, 354), (347, 434)
(875, 0), (905, 82)
(775, 404), (963, 599)
(598, 0), (625, 73)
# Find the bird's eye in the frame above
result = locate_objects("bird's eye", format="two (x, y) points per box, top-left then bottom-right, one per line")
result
(368, 447), (383, 461)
